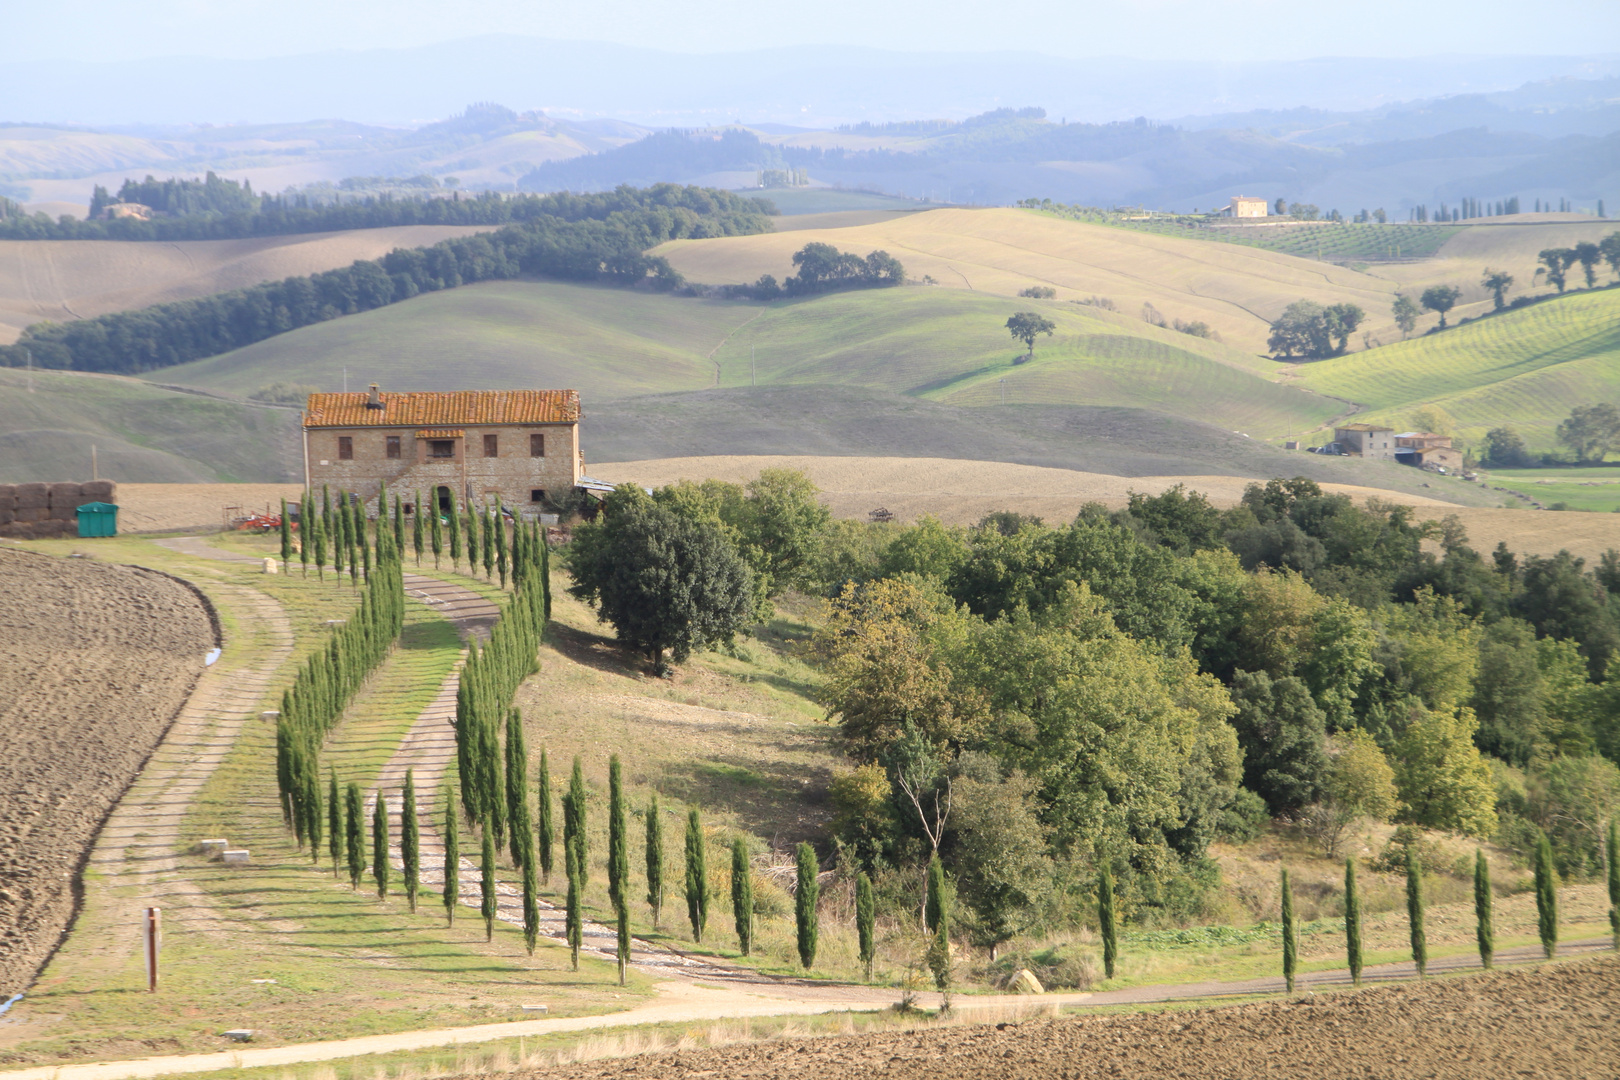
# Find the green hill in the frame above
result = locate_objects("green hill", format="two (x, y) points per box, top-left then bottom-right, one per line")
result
(0, 368), (301, 483)
(161, 280), (1339, 439)
(1297, 287), (1620, 450)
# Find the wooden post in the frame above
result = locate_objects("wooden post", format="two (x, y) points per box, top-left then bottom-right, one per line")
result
(143, 908), (161, 991)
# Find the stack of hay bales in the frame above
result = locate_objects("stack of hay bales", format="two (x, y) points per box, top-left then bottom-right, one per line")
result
(0, 480), (117, 539)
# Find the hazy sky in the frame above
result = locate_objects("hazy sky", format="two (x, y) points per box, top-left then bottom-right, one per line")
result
(9, 0), (1619, 64)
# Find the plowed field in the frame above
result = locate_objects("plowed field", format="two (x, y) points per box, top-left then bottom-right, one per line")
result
(508, 955), (1620, 1080)
(0, 548), (214, 994)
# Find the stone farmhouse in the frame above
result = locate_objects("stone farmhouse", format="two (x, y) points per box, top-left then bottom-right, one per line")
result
(303, 386), (586, 515)
(1219, 195), (1270, 218)
(1332, 423), (1397, 460)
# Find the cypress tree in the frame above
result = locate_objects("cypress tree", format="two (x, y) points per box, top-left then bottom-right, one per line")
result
(482, 510), (495, 580)
(1281, 867), (1297, 993)
(465, 502), (479, 576)
(279, 499), (292, 572)
(442, 792), (460, 926)
(540, 530), (552, 622)
(402, 769), (420, 913)
(565, 808), (582, 970)
(393, 489), (404, 552)
(731, 837), (753, 955)
(359, 510), (371, 582)
(926, 869), (950, 1002)
(348, 501), (360, 586)
(522, 837), (539, 955)
(1475, 848), (1494, 968)
(1098, 864), (1117, 980)
(345, 782), (365, 889)
(506, 709), (528, 866)
(568, 757), (588, 890)
(328, 769), (342, 875)
(303, 761), (322, 864)
(856, 871), (876, 980)
(333, 495), (346, 581)
(313, 490), (327, 580)
(495, 503), (509, 588)
(412, 492), (424, 567)
(430, 496), (443, 569)
(1607, 818), (1619, 950)
(480, 820), (498, 941)
(1345, 857), (1364, 986)
(794, 841), (819, 970)
(537, 748), (554, 885)
(321, 485), (333, 576)
(925, 853), (946, 933)
(1406, 845), (1427, 977)
(617, 892), (631, 987)
(685, 807), (707, 942)
(299, 492), (311, 577)
(372, 791), (390, 899)
(448, 492), (462, 572)
(608, 755), (627, 911)
(1535, 831), (1558, 958)
(645, 794), (664, 927)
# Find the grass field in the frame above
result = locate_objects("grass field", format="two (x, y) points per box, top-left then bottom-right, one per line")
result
(0, 366), (302, 482)
(1296, 286), (1620, 452)
(0, 225), (497, 345)
(1103, 217), (1464, 262)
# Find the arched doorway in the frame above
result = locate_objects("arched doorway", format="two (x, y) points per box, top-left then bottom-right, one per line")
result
(436, 485), (453, 516)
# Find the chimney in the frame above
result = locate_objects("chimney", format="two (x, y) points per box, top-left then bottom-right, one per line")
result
(366, 383), (383, 409)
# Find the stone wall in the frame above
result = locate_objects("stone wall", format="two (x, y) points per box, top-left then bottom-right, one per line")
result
(0, 481), (117, 538)
(306, 424), (580, 512)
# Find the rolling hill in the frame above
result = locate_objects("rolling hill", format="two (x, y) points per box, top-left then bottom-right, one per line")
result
(0, 225), (498, 344)
(0, 367), (301, 483)
(1296, 286), (1620, 451)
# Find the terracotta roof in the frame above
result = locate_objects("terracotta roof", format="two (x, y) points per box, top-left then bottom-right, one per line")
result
(304, 390), (579, 428)
(416, 429), (464, 439)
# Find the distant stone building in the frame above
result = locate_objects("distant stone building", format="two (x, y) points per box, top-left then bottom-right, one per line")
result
(1333, 423), (1397, 460)
(102, 202), (153, 221)
(1395, 432), (1463, 471)
(302, 386), (583, 515)
(1221, 196), (1270, 218)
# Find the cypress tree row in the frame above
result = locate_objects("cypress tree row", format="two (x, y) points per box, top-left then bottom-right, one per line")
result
(1345, 857), (1364, 986)
(372, 791), (390, 899)
(412, 493), (424, 567)
(795, 842), (818, 970)
(1608, 818), (1619, 950)
(645, 794), (664, 928)
(481, 820), (498, 941)
(430, 497), (443, 569)
(685, 807), (707, 942)
(443, 792), (460, 926)
(537, 748), (554, 885)
(273, 523), (405, 836)
(448, 492), (462, 572)
(1535, 832), (1558, 958)
(1281, 867), (1297, 993)
(506, 709), (530, 867)
(402, 769), (420, 913)
(523, 834), (540, 956)
(279, 499), (292, 572)
(1406, 845), (1427, 977)
(1475, 849), (1494, 969)
(731, 837), (753, 956)
(608, 755), (626, 911)
(346, 782), (366, 889)
(856, 871), (876, 980)
(1098, 864), (1117, 980)
(925, 854), (946, 933)
(328, 769), (342, 876)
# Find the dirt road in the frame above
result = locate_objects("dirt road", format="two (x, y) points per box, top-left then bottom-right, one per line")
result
(0, 548), (216, 995)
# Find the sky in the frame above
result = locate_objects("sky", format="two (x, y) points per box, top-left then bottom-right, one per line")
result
(8, 0), (1619, 64)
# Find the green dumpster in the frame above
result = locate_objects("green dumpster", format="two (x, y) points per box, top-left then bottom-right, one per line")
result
(77, 501), (119, 538)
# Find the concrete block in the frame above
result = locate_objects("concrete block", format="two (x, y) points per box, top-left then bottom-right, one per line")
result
(221, 1030), (255, 1042)
(195, 839), (229, 857)
(222, 850), (251, 865)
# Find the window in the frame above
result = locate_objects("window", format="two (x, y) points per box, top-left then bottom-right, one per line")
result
(483, 433), (498, 458)
(337, 436), (353, 460)
(530, 489), (546, 503)
(386, 435), (401, 459)
(429, 440), (455, 459)
(530, 433), (545, 458)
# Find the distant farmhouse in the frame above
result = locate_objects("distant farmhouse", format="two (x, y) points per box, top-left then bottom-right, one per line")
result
(1218, 196), (1270, 219)
(303, 386), (606, 515)
(1317, 424), (1463, 473)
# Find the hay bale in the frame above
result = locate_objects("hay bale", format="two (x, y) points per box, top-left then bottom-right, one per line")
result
(81, 480), (115, 501)
(14, 483), (48, 509)
(0, 506), (13, 527)
(48, 482), (83, 511)
(12, 507), (48, 523)
(0, 483), (14, 503)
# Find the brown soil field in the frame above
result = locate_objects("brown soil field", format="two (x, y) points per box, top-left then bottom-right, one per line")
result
(506, 956), (1620, 1080)
(0, 225), (495, 344)
(112, 482), (303, 533)
(593, 455), (1620, 562)
(0, 547), (215, 995)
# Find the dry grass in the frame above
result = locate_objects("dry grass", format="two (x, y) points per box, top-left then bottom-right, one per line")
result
(0, 226), (497, 344)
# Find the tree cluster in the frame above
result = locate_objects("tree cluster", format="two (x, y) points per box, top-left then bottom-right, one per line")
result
(1267, 301), (1366, 358)
(0, 185), (774, 374)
